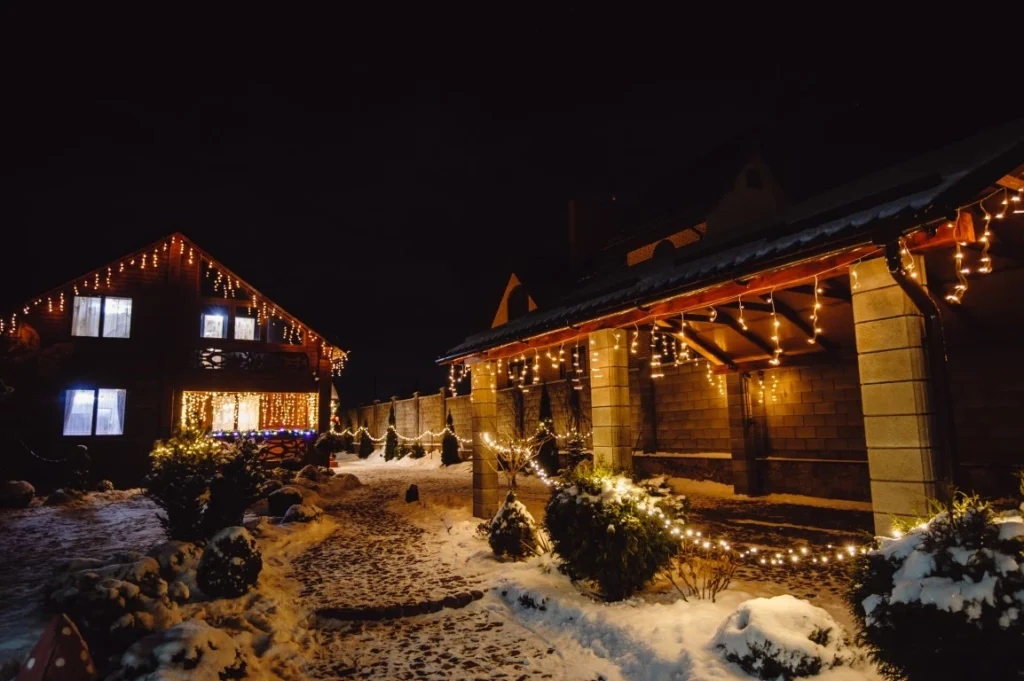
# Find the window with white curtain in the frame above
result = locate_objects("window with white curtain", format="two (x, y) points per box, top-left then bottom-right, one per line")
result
(237, 394), (260, 430)
(94, 389), (126, 435)
(71, 297), (102, 337)
(211, 394), (236, 431)
(202, 313), (226, 339)
(234, 317), (256, 341)
(63, 390), (96, 435)
(102, 298), (132, 338)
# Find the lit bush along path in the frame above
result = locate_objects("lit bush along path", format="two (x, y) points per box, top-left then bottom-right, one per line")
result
(294, 474), (564, 680)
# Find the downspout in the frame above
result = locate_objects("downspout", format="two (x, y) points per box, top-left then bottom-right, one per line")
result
(883, 241), (958, 496)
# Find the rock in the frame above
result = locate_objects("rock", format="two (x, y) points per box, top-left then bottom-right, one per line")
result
(268, 486), (305, 516)
(259, 479), (283, 498)
(45, 488), (84, 505)
(196, 527), (262, 598)
(118, 620), (246, 680)
(146, 541), (202, 581)
(95, 479), (115, 492)
(405, 484), (419, 503)
(282, 503), (323, 523)
(0, 480), (34, 508)
(168, 581), (190, 604)
(279, 456), (304, 471)
(289, 477), (320, 491)
(297, 464), (320, 481)
(325, 473), (362, 493)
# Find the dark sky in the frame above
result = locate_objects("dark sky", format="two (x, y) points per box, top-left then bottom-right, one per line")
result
(0, 20), (1013, 404)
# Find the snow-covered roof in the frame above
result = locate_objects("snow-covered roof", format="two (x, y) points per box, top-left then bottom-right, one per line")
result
(440, 120), (1024, 363)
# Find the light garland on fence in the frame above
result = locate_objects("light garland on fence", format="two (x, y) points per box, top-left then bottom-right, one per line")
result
(339, 425), (473, 446)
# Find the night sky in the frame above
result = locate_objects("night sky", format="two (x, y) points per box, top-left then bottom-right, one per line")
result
(0, 22), (1013, 405)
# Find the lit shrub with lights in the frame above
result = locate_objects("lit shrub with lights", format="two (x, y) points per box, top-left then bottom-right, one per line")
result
(147, 428), (229, 543)
(544, 464), (681, 600)
(489, 490), (540, 560)
(441, 412), (461, 466)
(202, 437), (266, 538)
(845, 493), (1024, 681)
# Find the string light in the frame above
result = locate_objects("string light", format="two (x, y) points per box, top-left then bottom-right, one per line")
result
(978, 202), (994, 275)
(767, 290), (782, 365)
(850, 260), (861, 290)
(630, 323), (640, 355)
(650, 327), (664, 379)
(807, 275), (824, 345)
(945, 210), (969, 304)
(737, 295), (748, 330)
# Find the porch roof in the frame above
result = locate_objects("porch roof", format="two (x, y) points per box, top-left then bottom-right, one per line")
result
(439, 121), (1024, 364)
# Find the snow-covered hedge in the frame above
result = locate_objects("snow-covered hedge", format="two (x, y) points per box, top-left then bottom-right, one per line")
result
(847, 495), (1024, 681)
(714, 595), (854, 680)
(489, 490), (540, 560)
(0, 480), (34, 508)
(117, 620), (246, 680)
(544, 465), (680, 600)
(196, 527), (262, 598)
(283, 503), (323, 523)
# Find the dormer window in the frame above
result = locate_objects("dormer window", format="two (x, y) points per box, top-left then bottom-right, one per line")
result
(201, 305), (229, 339)
(71, 296), (132, 338)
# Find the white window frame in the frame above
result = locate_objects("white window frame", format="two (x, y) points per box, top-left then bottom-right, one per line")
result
(71, 295), (132, 338)
(63, 388), (127, 436)
(234, 316), (257, 341)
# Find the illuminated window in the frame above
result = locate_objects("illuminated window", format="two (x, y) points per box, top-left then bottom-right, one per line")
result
(95, 389), (126, 435)
(237, 394), (260, 430)
(234, 316), (256, 341)
(63, 388), (126, 436)
(201, 306), (228, 339)
(71, 297), (101, 337)
(102, 298), (132, 338)
(211, 394), (236, 431)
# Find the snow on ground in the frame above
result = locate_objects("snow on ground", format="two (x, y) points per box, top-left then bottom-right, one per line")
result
(306, 454), (883, 680)
(0, 490), (165, 660)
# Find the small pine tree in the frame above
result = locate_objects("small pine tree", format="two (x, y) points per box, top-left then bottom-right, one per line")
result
(343, 416), (356, 453)
(441, 411), (460, 466)
(358, 419), (374, 458)
(384, 402), (399, 461)
(536, 383), (559, 474)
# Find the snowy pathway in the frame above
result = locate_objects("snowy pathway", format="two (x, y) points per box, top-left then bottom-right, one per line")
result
(294, 462), (574, 680)
(0, 491), (165, 659)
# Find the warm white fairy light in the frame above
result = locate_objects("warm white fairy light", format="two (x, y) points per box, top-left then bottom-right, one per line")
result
(945, 210), (969, 304)
(650, 327), (664, 379)
(807, 275), (824, 345)
(737, 295), (748, 330)
(767, 291), (782, 365)
(978, 202), (994, 275)
(630, 323), (639, 355)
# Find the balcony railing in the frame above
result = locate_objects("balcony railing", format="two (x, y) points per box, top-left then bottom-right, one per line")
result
(191, 348), (310, 372)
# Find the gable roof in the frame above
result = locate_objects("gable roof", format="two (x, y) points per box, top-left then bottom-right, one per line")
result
(440, 120), (1024, 363)
(7, 231), (345, 356)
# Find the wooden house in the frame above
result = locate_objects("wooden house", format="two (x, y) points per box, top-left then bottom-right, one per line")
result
(0, 233), (345, 487)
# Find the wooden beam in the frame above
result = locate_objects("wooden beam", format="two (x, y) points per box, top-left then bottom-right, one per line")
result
(714, 350), (859, 375)
(786, 283), (851, 303)
(450, 224), (966, 364)
(657, 318), (735, 368)
(997, 174), (1024, 191)
(716, 310), (776, 358)
(720, 300), (775, 313)
(757, 294), (839, 352)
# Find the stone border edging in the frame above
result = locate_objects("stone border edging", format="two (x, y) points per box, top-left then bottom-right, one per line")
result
(316, 589), (485, 622)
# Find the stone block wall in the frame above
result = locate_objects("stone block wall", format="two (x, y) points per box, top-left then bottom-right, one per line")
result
(650, 361), (730, 452)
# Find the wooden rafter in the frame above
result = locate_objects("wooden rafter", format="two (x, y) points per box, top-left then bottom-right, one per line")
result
(720, 300), (775, 313)
(758, 294), (839, 352)
(786, 281), (851, 303)
(716, 309), (776, 358)
(656, 318), (735, 368)
(997, 174), (1024, 191)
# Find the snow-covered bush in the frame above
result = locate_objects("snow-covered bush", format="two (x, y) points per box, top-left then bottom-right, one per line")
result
(117, 620), (246, 680)
(407, 441), (426, 459)
(544, 465), (680, 600)
(202, 437), (266, 538)
(714, 595), (854, 680)
(147, 428), (228, 542)
(441, 412), (461, 466)
(196, 527), (262, 598)
(147, 541), (202, 582)
(268, 466), (296, 484)
(846, 493), (1024, 681)
(489, 490), (540, 560)
(282, 503), (323, 523)
(0, 480), (34, 508)
(268, 486), (305, 516)
(45, 488), (84, 505)
(96, 479), (115, 492)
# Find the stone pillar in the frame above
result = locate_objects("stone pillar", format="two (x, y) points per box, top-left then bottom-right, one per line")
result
(590, 329), (632, 470)
(726, 372), (760, 495)
(852, 255), (939, 535)
(471, 361), (499, 519)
